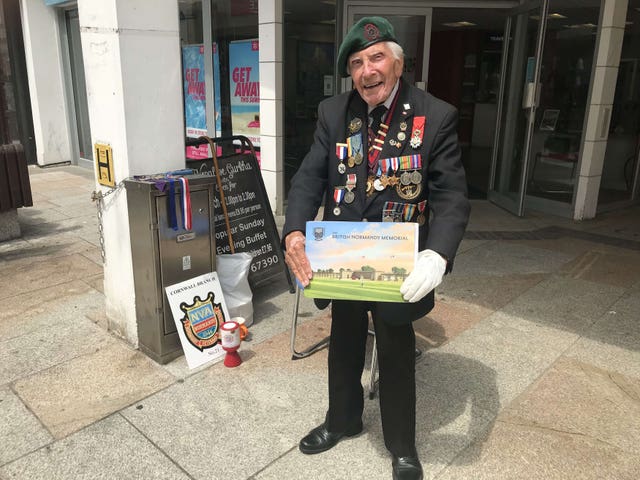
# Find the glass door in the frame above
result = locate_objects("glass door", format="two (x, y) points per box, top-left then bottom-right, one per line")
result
(342, 2), (433, 93)
(65, 9), (93, 163)
(489, 1), (549, 216)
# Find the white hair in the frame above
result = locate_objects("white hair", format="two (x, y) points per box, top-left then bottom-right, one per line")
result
(346, 41), (404, 75)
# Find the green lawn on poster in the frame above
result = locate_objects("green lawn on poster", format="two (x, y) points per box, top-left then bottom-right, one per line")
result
(304, 277), (404, 302)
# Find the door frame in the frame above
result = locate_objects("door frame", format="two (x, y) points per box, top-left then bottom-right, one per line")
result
(341, 2), (435, 94)
(487, 0), (550, 217)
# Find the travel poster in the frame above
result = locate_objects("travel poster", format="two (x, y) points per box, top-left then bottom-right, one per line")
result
(166, 272), (229, 369)
(304, 221), (418, 303)
(182, 44), (222, 159)
(229, 39), (260, 147)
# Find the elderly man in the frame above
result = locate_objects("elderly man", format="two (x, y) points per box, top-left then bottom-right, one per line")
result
(282, 16), (469, 480)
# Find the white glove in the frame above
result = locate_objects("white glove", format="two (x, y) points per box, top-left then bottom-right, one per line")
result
(400, 249), (447, 303)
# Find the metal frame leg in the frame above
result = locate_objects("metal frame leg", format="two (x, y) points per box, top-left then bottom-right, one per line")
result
(290, 285), (330, 360)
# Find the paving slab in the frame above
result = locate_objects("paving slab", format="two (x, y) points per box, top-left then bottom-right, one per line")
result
(0, 280), (103, 341)
(437, 272), (546, 312)
(0, 386), (53, 466)
(452, 242), (575, 276)
(0, 414), (191, 480)
(0, 253), (102, 301)
(559, 250), (640, 288)
(12, 340), (176, 439)
(436, 419), (640, 480)
(501, 357), (640, 454)
(564, 291), (640, 378)
(122, 320), (329, 480)
(418, 311), (578, 411)
(414, 302), (491, 350)
(0, 312), (113, 386)
(500, 274), (625, 335)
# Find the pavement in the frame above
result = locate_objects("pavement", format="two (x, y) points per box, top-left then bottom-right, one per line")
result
(1, 164), (640, 480)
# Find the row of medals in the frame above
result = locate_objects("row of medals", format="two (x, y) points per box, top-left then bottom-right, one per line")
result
(334, 116), (423, 218)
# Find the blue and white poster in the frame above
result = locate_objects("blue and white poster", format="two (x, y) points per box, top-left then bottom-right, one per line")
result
(229, 39), (260, 147)
(182, 44), (222, 159)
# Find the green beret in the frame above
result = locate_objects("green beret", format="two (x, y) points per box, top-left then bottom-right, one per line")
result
(337, 17), (398, 77)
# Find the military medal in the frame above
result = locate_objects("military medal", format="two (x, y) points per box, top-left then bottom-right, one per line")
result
(410, 116), (425, 149)
(348, 134), (364, 166)
(388, 157), (400, 186)
(403, 203), (416, 222)
(349, 117), (363, 134)
(409, 154), (423, 184)
(400, 121), (407, 131)
(333, 187), (345, 215)
(397, 132), (406, 141)
(396, 182), (422, 200)
(398, 155), (413, 185)
(336, 143), (348, 174)
(344, 174), (356, 203)
(366, 176), (375, 196)
(416, 200), (427, 226)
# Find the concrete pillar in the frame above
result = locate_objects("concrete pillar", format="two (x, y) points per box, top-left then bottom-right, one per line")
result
(19, 0), (72, 166)
(258, 0), (284, 215)
(78, 0), (184, 345)
(575, 0), (628, 220)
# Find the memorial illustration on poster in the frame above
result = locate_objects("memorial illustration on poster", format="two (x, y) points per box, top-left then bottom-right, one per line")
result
(182, 44), (222, 159)
(303, 221), (418, 303)
(229, 39), (260, 147)
(165, 272), (229, 369)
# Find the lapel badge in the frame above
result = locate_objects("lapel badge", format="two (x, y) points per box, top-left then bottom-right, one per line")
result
(400, 122), (408, 131)
(349, 117), (363, 134)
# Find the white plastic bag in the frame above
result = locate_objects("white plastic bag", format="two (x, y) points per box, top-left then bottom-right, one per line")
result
(216, 252), (254, 326)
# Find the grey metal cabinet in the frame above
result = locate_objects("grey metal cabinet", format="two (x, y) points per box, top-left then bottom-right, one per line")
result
(125, 175), (216, 364)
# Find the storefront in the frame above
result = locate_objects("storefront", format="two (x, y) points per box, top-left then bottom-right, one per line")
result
(20, 0), (640, 219)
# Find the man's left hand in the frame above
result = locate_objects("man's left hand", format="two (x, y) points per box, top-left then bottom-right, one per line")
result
(400, 249), (447, 303)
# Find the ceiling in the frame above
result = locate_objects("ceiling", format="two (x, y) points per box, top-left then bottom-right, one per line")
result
(283, 0), (640, 34)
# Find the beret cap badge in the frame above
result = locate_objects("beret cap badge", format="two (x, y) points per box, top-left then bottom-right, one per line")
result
(364, 23), (380, 41)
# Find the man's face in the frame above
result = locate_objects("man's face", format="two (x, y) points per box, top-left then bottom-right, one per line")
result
(348, 42), (403, 107)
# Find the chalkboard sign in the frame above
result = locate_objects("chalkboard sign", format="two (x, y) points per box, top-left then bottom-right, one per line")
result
(186, 136), (293, 292)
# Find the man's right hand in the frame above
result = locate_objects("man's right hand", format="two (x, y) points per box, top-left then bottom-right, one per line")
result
(284, 231), (313, 287)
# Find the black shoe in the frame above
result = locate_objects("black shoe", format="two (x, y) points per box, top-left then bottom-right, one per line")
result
(299, 421), (363, 454)
(392, 456), (423, 480)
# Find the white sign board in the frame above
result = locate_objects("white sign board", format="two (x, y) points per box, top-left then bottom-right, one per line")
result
(165, 272), (229, 369)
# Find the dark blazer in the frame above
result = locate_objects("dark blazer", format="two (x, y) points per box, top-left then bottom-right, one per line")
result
(283, 78), (470, 325)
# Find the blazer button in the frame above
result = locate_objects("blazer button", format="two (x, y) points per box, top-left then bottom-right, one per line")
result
(362, 218), (368, 222)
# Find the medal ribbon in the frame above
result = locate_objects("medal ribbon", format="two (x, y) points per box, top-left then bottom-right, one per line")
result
(411, 116), (426, 145)
(346, 174), (357, 190)
(336, 143), (348, 160)
(333, 187), (345, 206)
(178, 177), (192, 231)
(403, 203), (416, 222)
(347, 135), (363, 160)
(390, 157), (399, 173)
(167, 178), (178, 230)
(418, 200), (427, 213)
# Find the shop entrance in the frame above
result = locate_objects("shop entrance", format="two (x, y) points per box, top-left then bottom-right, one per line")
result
(340, 2), (515, 201)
